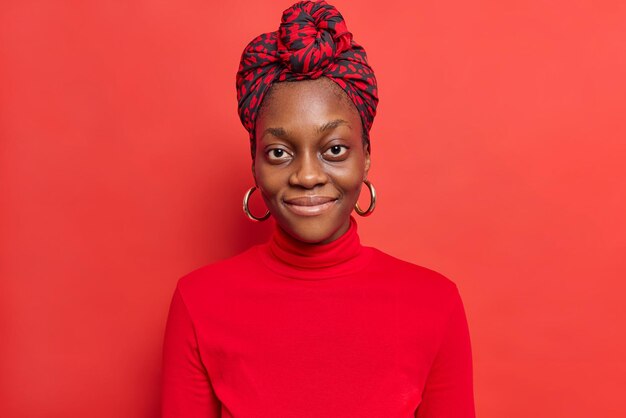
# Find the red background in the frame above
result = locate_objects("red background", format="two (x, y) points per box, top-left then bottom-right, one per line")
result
(1, 1), (625, 417)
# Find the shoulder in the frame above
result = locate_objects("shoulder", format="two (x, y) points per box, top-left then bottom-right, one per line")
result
(365, 246), (467, 337)
(366, 245), (460, 300)
(175, 244), (262, 300)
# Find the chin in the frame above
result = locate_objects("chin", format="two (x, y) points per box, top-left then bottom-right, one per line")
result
(276, 210), (350, 245)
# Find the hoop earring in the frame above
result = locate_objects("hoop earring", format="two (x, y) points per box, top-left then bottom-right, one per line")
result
(243, 186), (270, 222)
(355, 179), (376, 216)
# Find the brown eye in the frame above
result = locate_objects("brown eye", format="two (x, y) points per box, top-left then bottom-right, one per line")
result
(324, 145), (348, 159)
(266, 147), (291, 162)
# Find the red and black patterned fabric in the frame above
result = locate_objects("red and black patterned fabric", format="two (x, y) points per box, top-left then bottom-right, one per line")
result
(236, 0), (378, 151)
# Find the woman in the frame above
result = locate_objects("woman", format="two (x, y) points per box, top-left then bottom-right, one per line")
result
(161, 1), (475, 417)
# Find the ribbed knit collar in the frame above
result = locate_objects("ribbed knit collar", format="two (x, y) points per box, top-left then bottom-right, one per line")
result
(258, 215), (373, 280)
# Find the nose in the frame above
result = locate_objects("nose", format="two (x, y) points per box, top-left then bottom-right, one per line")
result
(289, 150), (329, 189)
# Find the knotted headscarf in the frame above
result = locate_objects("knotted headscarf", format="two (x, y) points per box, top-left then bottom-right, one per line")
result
(236, 0), (378, 157)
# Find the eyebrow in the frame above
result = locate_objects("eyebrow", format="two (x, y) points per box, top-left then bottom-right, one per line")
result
(261, 119), (351, 141)
(262, 127), (288, 139)
(317, 119), (350, 134)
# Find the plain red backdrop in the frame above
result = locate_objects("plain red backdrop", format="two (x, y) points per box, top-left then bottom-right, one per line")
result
(1, 1), (625, 417)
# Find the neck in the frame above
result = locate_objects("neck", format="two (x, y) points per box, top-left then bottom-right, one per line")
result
(277, 217), (351, 246)
(258, 215), (373, 280)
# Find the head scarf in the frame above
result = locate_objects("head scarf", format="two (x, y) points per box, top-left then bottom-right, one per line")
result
(236, 0), (378, 156)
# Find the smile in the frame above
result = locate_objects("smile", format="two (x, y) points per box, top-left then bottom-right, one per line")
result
(283, 196), (338, 216)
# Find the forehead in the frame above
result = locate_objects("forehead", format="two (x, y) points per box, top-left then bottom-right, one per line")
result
(257, 77), (360, 129)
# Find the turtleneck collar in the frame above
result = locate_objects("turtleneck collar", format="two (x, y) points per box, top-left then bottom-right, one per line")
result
(258, 215), (373, 280)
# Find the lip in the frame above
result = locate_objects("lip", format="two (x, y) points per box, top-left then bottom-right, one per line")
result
(283, 196), (338, 216)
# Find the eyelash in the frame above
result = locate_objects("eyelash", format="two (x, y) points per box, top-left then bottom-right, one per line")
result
(265, 145), (349, 161)
(324, 145), (348, 158)
(267, 148), (289, 160)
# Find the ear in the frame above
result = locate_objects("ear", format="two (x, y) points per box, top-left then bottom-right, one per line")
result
(251, 160), (257, 186)
(363, 144), (371, 181)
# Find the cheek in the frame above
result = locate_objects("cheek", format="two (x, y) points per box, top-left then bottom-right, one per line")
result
(332, 164), (366, 196)
(255, 166), (284, 201)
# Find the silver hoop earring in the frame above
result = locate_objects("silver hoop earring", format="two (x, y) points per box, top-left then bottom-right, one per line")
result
(355, 180), (376, 216)
(243, 186), (270, 222)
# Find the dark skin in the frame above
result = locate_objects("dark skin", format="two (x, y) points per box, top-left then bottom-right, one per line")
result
(252, 77), (371, 244)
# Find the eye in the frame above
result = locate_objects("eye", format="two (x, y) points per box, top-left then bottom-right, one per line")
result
(266, 147), (291, 162)
(323, 145), (349, 159)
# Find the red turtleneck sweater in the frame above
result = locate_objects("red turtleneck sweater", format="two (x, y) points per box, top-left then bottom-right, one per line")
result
(161, 216), (475, 417)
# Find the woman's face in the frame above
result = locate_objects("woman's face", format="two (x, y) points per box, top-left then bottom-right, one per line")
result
(253, 77), (370, 244)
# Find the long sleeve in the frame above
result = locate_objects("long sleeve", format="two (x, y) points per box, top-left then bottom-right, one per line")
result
(158, 226), (476, 417)
(415, 285), (476, 418)
(161, 285), (221, 418)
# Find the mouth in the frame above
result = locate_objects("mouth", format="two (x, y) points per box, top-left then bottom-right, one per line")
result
(283, 196), (338, 216)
